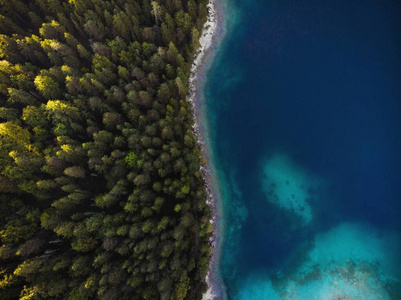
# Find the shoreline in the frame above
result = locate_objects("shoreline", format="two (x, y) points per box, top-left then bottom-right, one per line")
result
(186, 0), (228, 299)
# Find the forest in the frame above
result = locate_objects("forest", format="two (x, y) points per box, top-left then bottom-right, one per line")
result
(0, 0), (212, 299)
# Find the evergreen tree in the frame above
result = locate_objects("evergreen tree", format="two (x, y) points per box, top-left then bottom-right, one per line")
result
(0, 0), (212, 299)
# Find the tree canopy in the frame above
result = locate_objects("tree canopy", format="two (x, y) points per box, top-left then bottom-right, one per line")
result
(0, 0), (211, 299)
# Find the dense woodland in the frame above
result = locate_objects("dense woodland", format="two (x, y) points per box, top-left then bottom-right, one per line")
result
(0, 0), (212, 299)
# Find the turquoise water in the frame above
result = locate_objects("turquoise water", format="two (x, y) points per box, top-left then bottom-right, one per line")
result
(205, 0), (401, 298)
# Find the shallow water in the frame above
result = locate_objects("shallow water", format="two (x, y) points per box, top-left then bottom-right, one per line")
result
(205, 0), (401, 298)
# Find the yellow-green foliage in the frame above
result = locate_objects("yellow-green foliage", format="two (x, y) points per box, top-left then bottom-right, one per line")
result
(0, 0), (211, 299)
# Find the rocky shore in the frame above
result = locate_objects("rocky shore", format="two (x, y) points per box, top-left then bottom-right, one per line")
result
(186, 0), (228, 299)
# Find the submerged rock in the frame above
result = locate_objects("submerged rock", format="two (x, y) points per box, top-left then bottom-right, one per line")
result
(260, 154), (324, 225)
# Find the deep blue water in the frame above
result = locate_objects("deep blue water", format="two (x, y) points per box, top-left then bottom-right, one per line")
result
(205, 0), (401, 298)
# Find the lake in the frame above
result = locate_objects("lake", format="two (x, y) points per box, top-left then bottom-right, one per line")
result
(205, 0), (401, 298)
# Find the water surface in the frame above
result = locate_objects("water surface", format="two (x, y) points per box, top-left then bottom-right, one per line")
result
(205, 0), (401, 298)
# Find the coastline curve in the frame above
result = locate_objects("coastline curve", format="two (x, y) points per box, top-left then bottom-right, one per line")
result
(186, 0), (231, 298)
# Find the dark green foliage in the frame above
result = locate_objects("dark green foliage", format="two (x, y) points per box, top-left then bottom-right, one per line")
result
(0, 0), (211, 299)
